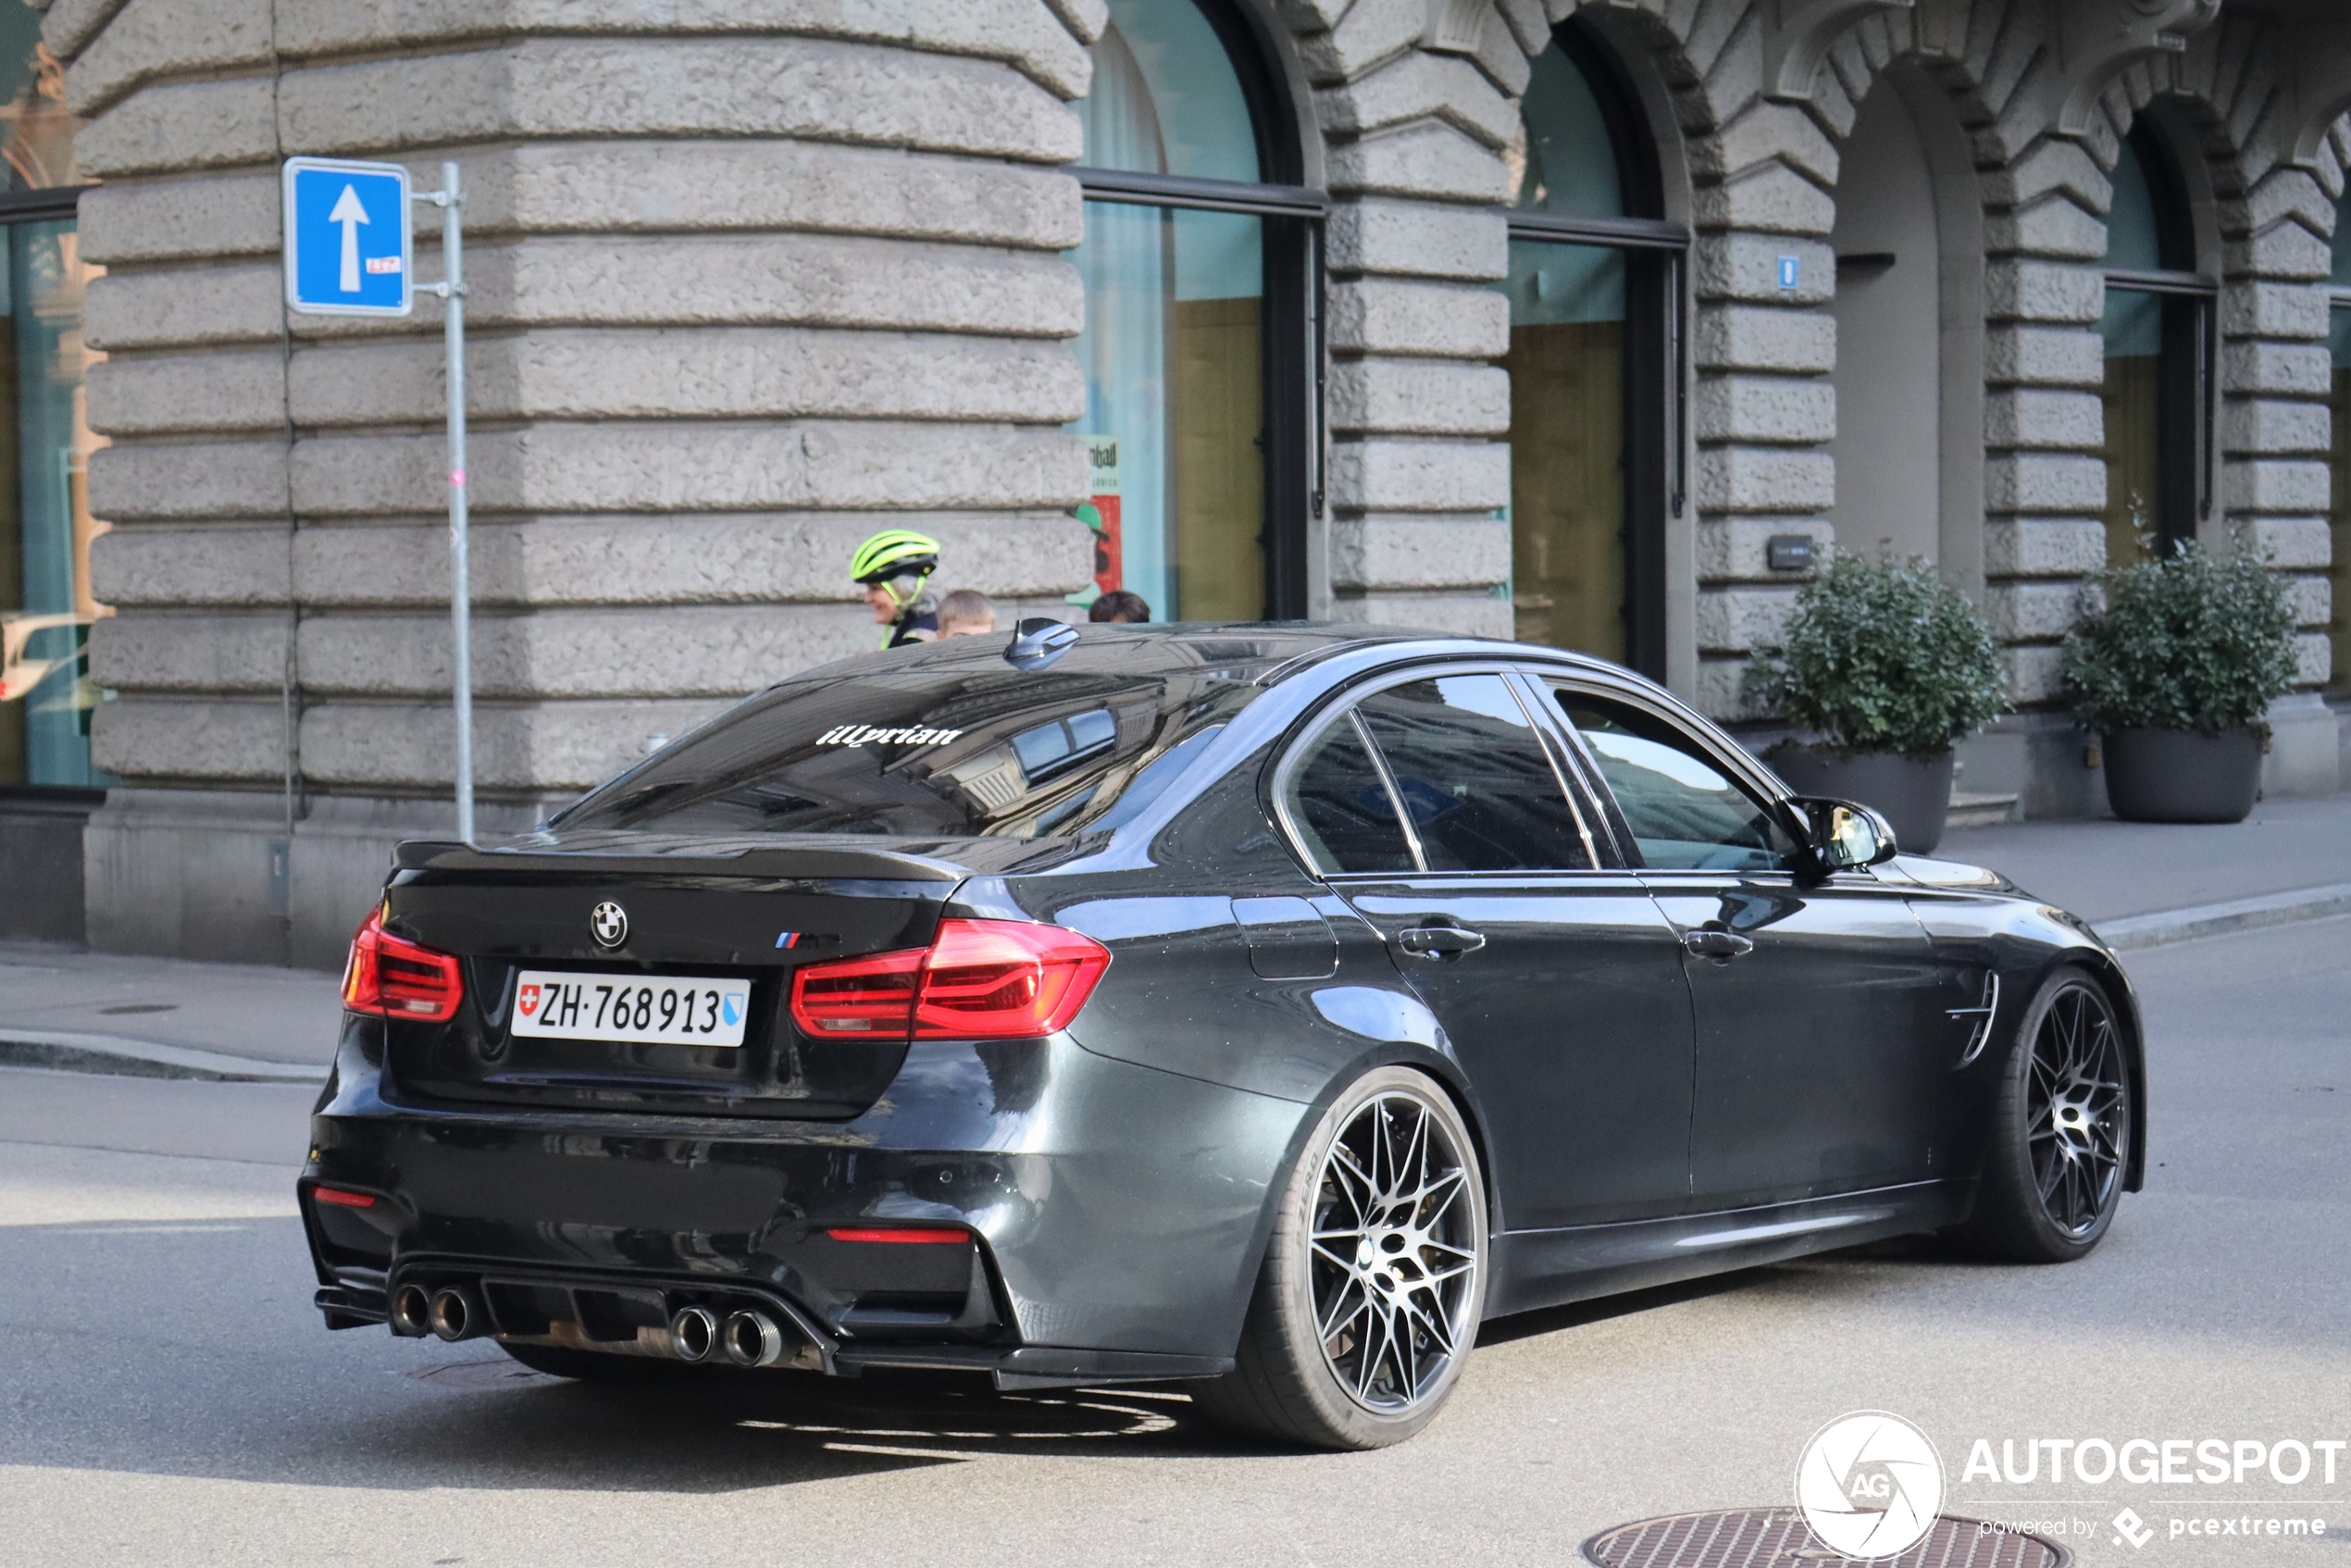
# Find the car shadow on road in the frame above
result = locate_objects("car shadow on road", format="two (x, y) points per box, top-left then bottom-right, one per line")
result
(0, 1219), (2012, 1496)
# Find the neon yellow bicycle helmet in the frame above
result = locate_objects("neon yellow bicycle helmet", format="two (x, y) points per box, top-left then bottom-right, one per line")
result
(850, 529), (941, 590)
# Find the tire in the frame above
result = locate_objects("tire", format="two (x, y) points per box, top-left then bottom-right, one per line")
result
(1958, 965), (2133, 1263)
(496, 1339), (701, 1383)
(1188, 1065), (1489, 1450)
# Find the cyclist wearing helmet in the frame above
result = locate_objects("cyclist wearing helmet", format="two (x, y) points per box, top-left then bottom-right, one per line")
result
(850, 529), (942, 648)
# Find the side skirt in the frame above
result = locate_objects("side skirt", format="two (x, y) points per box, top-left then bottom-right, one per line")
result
(1484, 1179), (1971, 1320)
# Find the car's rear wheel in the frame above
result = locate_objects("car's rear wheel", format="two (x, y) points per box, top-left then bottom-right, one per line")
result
(1189, 1065), (1488, 1450)
(1959, 965), (2132, 1262)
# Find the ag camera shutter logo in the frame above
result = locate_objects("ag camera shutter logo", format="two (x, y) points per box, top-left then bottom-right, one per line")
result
(1795, 1411), (1945, 1560)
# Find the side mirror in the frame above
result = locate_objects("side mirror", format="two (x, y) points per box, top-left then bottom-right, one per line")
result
(1788, 796), (1898, 874)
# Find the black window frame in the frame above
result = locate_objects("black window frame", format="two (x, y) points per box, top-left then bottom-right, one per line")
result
(1501, 22), (1687, 682)
(1068, 0), (1323, 623)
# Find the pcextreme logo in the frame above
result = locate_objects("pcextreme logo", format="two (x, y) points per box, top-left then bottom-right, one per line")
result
(1795, 1411), (1946, 1561)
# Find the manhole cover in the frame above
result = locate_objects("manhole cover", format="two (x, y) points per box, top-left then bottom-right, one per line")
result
(1582, 1509), (2071, 1567)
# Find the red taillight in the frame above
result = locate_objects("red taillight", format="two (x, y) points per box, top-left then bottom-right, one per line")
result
(310, 1186), (377, 1209)
(789, 917), (1110, 1042)
(342, 908), (464, 1024)
(825, 1226), (967, 1245)
(788, 946), (923, 1036)
(914, 919), (1109, 1039)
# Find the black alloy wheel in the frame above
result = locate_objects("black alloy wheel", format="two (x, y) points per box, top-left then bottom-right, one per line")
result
(1188, 1066), (1489, 1450)
(1960, 966), (2133, 1262)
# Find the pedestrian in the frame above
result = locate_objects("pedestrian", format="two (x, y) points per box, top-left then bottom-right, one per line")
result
(935, 588), (996, 639)
(1088, 590), (1151, 624)
(851, 529), (942, 647)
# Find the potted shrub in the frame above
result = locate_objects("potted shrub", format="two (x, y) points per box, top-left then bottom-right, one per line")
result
(1744, 553), (2008, 855)
(2061, 539), (2295, 824)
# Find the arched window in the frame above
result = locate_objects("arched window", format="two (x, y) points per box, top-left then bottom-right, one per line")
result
(2328, 205), (2350, 693)
(1496, 31), (1683, 677)
(2098, 124), (2213, 566)
(1068, 0), (1316, 623)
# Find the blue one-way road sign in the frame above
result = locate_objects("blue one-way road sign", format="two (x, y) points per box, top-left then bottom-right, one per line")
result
(282, 156), (412, 317)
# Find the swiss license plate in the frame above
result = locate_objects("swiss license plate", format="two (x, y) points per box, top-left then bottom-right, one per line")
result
(511, 970), (753, 1048)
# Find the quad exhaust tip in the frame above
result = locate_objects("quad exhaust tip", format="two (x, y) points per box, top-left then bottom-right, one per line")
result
(390, 1283), (433, 1338)
(723, 1309), (786, 1368)
(429, 1285), (483, 1342)
(670, 1305), (719, 1363)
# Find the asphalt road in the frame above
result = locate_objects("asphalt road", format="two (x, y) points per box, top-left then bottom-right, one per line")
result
(0, 921), (2344, 1568)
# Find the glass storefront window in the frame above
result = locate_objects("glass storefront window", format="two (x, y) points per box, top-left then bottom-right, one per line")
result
(2098, 284), (2163, 566)
(2096, 130), (2207, 569)
(0, 6), (102, 789)
(1073, 201), (1265, 623)
(0, 6), (74, 191)
(1500, 240), (1628, 660)
(1494, 36), (1678, 675)
(1069, 0), (1277, 623)
(2328, 215), (2350, 694)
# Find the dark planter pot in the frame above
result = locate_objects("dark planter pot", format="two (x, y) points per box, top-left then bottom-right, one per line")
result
(1766, 745), (1955, 856)
(2102, 728), (2262, 824)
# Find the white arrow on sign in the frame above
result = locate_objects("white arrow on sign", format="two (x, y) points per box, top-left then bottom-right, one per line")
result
(328, 183), (368, 292)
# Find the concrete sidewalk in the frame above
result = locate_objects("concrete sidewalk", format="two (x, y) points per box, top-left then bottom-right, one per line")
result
(0, 942), (342, 1078)
(1931, 791), (2351, 922)
(3, 792), (2345, 1081)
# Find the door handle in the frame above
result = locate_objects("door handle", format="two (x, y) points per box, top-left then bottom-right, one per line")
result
(1682, 928), (1755, 960)
(1397, 925), (1487, 959)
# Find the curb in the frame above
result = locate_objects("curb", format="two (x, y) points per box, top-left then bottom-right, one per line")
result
(2095, 880), (2351, 952)
(0, 1029), (330, 1085)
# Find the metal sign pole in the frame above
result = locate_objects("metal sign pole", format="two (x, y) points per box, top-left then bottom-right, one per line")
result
(417, 161), (472, 845)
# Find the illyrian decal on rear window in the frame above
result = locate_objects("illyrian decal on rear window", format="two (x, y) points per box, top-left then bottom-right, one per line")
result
(815, 724), (966, 748)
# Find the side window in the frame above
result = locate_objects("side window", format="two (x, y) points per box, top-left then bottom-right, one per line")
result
(1283, 713), (1416, 875)
(1354, 674), (1593, 872)
(1549, 688), (1798, 872)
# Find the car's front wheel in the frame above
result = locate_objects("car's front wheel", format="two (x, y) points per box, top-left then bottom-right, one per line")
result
(1189, 1065), (1489, 1450)
(1959, 965), (2133, 1262)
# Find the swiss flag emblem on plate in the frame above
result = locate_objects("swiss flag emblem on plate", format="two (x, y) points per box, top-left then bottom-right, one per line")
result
(517, 984), (541, 1018)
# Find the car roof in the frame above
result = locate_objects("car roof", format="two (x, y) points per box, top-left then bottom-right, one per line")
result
(812, 620), (1625, 689)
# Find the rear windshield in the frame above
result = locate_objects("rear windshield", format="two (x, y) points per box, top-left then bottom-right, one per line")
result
(554, 662), (1255, 840)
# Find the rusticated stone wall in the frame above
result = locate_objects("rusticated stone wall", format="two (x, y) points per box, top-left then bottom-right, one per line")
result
(51, 0), (1103, 961)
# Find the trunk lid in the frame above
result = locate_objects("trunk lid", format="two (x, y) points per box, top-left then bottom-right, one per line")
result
(376, 836), (1024, 1119)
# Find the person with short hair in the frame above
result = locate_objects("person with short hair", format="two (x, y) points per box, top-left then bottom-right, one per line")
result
(1088, 590), (1151, 624)
(935, 588), (996, 639)
(851, 529), (942, 647)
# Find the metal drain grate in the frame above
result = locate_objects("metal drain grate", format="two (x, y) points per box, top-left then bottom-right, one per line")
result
(1582, 1509), (2071, 1568)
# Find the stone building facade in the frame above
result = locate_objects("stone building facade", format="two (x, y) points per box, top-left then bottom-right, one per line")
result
(6, 0), (2351, 965)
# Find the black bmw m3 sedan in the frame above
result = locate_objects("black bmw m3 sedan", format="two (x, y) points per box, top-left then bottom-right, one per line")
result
(301, 624), (2142, 1450)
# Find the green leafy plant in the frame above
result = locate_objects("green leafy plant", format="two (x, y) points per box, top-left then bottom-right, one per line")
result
(2062, 539), (2296, 738)
(1744, 553), (2008, 762)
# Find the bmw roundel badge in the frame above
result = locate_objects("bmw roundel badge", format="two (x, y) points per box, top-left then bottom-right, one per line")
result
(589, 901), (628, 949)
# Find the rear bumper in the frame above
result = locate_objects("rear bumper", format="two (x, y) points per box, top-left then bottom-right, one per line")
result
(301, 1021), (1306, 1378)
